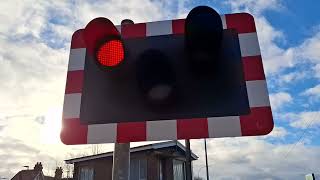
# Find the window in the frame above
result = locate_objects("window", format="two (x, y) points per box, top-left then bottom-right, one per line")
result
(173, 160), (186, 180)
(130, 158), (147, 180)
(79, 166), (94, 180)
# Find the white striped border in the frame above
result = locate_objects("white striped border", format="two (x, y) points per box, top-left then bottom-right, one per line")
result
(61, 13), (273, 145)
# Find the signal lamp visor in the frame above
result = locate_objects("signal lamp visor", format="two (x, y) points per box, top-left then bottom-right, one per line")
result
(96, 39), (124, 67)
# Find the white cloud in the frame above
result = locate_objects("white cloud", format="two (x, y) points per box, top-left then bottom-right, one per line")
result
(225, 0), (320, 79)
(289, 111), (320, 129)
(0, 35), (68, 116)
(0, 0), (191, 116)
(262, 30), (320, 76)
(302, 84), (320, 99)
(224, 0), (296, 75)
(191, 138), (320, 180)
(313, 64), (320, 79)
(0, 114), (116, 178)
(278, 71), (308, 85)
(225, 0), (283, 15)
(0, 0), (320, 179)
(0, 0), (188, 178)
(0, 0), (44, 37)
(269, 92), (292, 110)
(265, 126), (288, 138)
(296, 31), (320, 63)
(72, 0), (184, 27)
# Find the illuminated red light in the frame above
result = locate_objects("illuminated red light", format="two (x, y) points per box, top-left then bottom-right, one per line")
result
(96, 40), (124, 67)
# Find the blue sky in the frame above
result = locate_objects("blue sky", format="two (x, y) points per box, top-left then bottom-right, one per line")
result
(259, 0), (320, 145)
(0, 0), (319, 179)
(266, 0), (320, 46)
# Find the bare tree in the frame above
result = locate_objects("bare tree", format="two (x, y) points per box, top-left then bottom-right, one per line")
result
(62, 153), (81, 179)
(63, 163), (74, 179)
(51, 145), (105, 179)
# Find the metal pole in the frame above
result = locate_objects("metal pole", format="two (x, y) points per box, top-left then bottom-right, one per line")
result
(112, 19), (135, 180)
(185, 139), (192, 180)
(204, 139), (210, 180)
(112, 143), (130, 180)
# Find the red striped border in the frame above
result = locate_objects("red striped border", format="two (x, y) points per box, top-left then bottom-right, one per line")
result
(71, 29), (86, 49)
(177, 118), (209, 139)
(60, 118), (88, 144)
(62, 29), (87, 144)
(225, 13), (256, 34)
(65, 71), (84, 94)
(117, 122), (147, 142)
(242, 56), (265, 81)
(121, 23), (146, 38)
(240, 107), (273, 136)
(62, 13), (273, 144)
(172, 19), (185, 34)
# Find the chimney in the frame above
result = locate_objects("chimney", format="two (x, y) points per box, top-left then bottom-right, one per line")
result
(54, 167), (63, 180)
(34, 162), (43, 172)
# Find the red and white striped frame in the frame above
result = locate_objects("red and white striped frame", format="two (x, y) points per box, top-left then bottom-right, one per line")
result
(61, 13), (273, 145)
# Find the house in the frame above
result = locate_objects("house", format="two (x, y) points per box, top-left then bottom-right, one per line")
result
(65, 141), (198, 180)
(11, 163), (67, 180)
